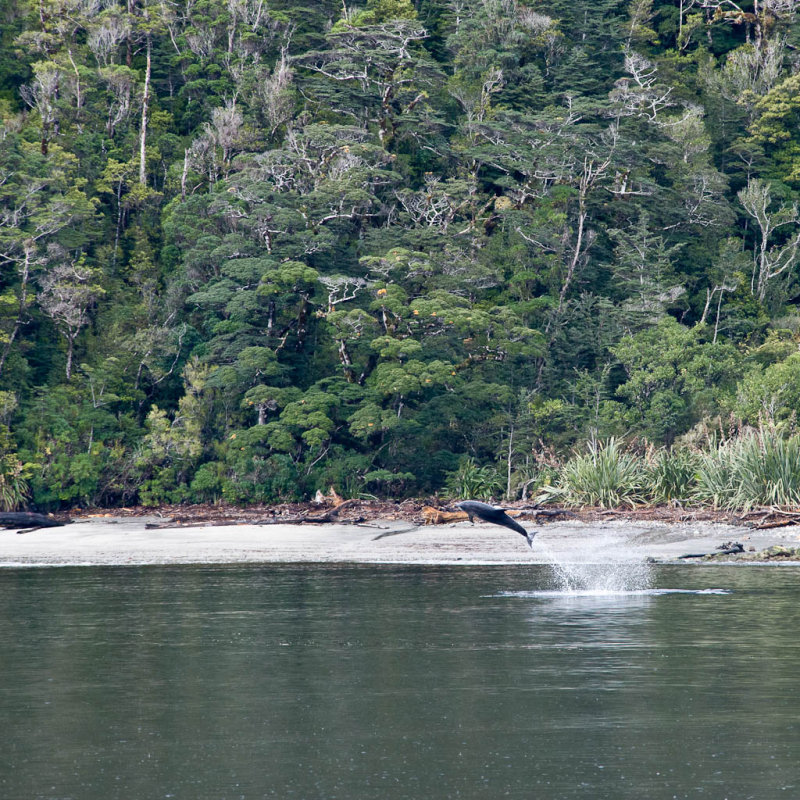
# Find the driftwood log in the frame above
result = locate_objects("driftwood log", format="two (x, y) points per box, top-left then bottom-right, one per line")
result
(0, 512), (65, 530)
(145, 518), (232, 529)
(422, 507), (469, 525)
(678, 542), (745, 559)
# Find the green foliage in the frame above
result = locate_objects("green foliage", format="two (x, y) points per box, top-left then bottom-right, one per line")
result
(612, 319), (742, 444)
(731, 352), (800, 429)
(189, 462), (225, 504)
(0, 425), (31, 511)
(363, 469), (416, 494)
(343, 0), (417, 28)
(748, 74), (800, 184)
(444, 456), (504, 501)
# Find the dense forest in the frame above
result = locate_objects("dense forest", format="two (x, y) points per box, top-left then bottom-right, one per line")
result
(2, 0), (800, 510)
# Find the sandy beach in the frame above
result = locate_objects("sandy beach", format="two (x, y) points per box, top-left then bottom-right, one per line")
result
(2, 515), (800, 566)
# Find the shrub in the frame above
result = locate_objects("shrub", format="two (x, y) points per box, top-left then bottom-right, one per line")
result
(736, 431), (800, 508)
(28, 450), (108, 509)
(363, 469), (416, 496)
(311, 450), (371, 499)
(218, 453), (304, 504)
(138, 467), (190, 506)
(0, 424), (31, 511)
(189, 462), (225, 503)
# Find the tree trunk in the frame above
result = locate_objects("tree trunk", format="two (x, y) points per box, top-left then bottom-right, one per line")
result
(181, 148), (190, 200)
(713, 288), (725, 344)
(338, 339), (355, 382)
(699, 286), (714, 325)
(67, 48), (82, 116)
(505, 422), (514, 500)
(139, 34), (151, 185)
(113, 180), (124, 269)
(65, 334), (75, 380)
(296, 293), (308, 350)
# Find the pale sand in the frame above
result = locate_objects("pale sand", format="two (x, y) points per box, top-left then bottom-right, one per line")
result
(2, 516), (800, 566)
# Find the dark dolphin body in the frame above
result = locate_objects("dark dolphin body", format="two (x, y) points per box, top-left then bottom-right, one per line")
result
(456, 500), (536, 548)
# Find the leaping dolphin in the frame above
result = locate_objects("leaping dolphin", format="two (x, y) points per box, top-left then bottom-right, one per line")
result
(457, 500), (536, 548)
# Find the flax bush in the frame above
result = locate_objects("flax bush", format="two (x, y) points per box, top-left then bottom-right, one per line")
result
(695, 429), (800, 509)
(539, 438), (643, 508)
(0, 455), (30, 511)
(643, 447), (700, 505)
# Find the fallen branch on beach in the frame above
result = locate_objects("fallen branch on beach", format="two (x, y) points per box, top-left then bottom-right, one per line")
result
(0, 512), (66, 531)
(753, 518), (800, 529)
(524, 508), (577, 520)
(255, 498), (361, 525)
(735, 508), (800, 529)
(145, 519), (236, 529)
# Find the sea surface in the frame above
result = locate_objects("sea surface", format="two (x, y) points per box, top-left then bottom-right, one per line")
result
(1, 563), (798, 799)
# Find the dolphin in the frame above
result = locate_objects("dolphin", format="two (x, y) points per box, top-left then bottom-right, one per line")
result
(456, 500), (536, 548)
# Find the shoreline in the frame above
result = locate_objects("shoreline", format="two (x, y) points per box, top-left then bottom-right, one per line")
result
(2, 515), (800, 567)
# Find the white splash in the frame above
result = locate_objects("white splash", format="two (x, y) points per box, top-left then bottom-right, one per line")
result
(533, 532), (653, 594)
(547, 558), (653, 594)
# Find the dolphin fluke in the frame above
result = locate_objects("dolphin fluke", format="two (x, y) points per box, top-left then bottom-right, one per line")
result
(456, 500), (536, 548)
(525, 531), (536, 548)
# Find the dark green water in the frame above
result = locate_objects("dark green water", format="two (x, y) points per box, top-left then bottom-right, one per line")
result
(1, 564), (799, 800)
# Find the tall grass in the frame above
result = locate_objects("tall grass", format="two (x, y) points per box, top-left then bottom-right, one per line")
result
(539, 438), (643, 508)
(644, 447), (699, 505)
(695, 429), (800, 509)
(532, 428), (800, 511)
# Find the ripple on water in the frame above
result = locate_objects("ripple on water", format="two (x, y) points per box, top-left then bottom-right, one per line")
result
(494, 587), (731, 598)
